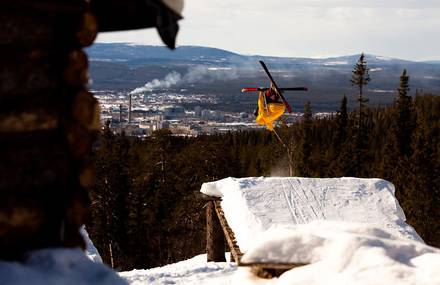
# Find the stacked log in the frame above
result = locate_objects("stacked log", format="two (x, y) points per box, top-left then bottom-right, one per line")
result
(213, 201), (243, 263)
(0, 0), (98, 260)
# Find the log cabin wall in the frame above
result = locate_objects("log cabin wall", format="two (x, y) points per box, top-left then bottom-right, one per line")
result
(0, 0), (99, 260)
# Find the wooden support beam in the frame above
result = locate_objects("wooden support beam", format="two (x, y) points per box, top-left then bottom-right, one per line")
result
(239, 262), (308, 278)
(206, 201), (226, 262)
(213, 201), (243, 263)
(193, 191), (221, 202)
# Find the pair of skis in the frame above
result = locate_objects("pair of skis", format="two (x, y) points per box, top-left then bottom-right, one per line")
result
(242, 61), (307, 113)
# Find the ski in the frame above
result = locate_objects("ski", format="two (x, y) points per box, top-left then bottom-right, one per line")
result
(259, 60), (293, 113)
(242, 87), (308, 92)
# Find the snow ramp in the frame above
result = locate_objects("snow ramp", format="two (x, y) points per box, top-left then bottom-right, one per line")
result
(201, 177), (422, 253)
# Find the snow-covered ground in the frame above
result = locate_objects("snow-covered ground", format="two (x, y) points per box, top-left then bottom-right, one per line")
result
(119, 176), (439, 285)
(0, 248), (127, 285)
(2, 177), (439, 284)
(81, 226), (103, 263)
(120, 254), (236, 285)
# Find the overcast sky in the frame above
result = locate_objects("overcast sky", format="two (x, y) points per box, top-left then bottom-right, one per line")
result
(96, 0), (440, 61)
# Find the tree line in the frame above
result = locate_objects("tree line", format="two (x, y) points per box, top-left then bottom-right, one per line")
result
(87, 55), (440, 270)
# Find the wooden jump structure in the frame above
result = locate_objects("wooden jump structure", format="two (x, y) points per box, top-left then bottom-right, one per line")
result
(201, 193), (307, 279)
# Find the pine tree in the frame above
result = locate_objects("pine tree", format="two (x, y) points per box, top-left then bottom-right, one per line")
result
(350, 53), (371, 176)
(351, 53), (371, 114)
(395, 69), (414, 156)
(404, 95), (440, 246)
(336, 95), (348, 144)
(297, 102), (313, 176)
(405, 126), (435, 241)
(382, 69), (415, 183)
(331, 95), (353, 176)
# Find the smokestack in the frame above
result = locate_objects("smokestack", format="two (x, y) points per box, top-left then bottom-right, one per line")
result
(128, 93), (132, 124)
(119, 104), (123, 133)
(119, 104), (123, 123)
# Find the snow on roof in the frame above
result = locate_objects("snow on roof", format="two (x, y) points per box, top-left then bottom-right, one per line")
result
(200, 177), (422, 253)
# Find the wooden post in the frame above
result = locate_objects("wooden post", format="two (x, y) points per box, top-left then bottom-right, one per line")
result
(109, 241), (114, 269)
(206, 201), (226, 262)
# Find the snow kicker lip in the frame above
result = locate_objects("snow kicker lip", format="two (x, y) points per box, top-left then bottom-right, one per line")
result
(201, 176), (423, 255)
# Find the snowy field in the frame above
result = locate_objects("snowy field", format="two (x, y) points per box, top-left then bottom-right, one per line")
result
(119, 254), (236, 285)
(120, 177), (440, 285)
(2, 177), (440, 284)
(0, 248), (127, 285)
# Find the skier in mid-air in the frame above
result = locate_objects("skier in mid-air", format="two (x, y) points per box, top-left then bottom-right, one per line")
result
(243, 60), (307, 131)
(254, 83), (286, 131)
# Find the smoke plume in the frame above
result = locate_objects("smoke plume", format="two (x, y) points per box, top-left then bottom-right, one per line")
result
(129, 65), (241, 95)
(130, 71), (181, 95)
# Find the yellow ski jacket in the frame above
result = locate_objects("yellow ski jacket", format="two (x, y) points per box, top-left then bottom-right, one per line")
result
(255, 92), (285, 131)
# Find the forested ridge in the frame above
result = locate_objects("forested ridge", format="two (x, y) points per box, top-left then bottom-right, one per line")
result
(87, 62), (440, 271)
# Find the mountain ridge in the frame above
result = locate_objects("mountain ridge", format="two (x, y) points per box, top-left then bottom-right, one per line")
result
(88, 43), (436, 65)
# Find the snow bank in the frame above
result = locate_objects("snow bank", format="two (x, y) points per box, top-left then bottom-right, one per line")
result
(0, 228), (118, 285)
(80, 226), (103, 263)
(119, 254), (236, 285)
(113, 177), (435, 285)
(236, 221), (440, 285)
(201, 177), (422, 253)
(0, 248), (127, 285)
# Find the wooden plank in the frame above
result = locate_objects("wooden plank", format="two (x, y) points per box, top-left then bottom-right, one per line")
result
(242, 263), (308, 279)
(194, 191), (222, 202)
(213, 201), (243, 263)
(239, 262), (308, 269)
(212, 201), (308, 278)
(206, 201), (226, 262)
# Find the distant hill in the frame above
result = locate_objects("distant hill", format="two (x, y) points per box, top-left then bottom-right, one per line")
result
(86, 43), (440, 112)
(86, 44), (243, 64)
